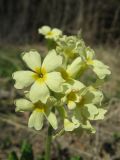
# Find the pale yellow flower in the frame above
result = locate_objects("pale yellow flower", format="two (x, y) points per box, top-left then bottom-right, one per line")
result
(85, 47), (111, 79)
(15, 98), (58, 130)
(13, 50), (64, 103)
(38, 26), (62, 40)
(63, 86), (106, 132)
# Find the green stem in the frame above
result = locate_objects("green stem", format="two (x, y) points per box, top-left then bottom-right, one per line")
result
(45, 123), (53, 160)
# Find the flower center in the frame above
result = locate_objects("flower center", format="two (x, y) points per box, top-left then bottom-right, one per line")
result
(35, 102), (45, 112)
(39, 73), (44, 78)
(47, 31), (53, 36)
(33, 67), (47, 83)
(67, 91), (77, 101)
(86, 57), (93, 65)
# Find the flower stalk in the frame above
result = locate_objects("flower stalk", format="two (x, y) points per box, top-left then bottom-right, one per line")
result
(45, 123), (53, 160)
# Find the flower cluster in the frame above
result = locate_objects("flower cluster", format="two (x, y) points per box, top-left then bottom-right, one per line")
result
(13, 26), (111, 133)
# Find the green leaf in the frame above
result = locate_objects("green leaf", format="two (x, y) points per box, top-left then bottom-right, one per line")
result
(20, 140), (34, 160)
(113, 132), (120, 141)
(46, 39), (57, 50)
(70, 156), (83, 160)
(8, 151), (18, 160)
(36, 155), (45, 160)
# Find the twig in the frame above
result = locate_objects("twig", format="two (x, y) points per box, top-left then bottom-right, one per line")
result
(0, 113), (42, 135)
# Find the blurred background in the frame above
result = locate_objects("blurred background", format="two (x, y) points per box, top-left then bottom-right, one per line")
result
(0, 0), (120, 160)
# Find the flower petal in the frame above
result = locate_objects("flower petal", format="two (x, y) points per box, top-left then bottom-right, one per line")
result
(71, 80), (85, 91)
(72, 116), (80, 127)
(52, 28), (62, 35)
(84, 87), (103, 105)
(68, 100), (76, 110)
(12, 71), (35, 89)
(92, 60), (111, 79)
(22, 50), (41, 71)
(81, 104), (98, 120)
(64, 118), (78, 131)
(86, 47), (95, 59)
(46, 112), (58, 130)
(45, 72), (64, 92)
(67, 57), (82, 78)
(15, 99), (34, 112)
(38, 26), (51, 35)
(30, 81), (50, 103)
(28, 110), (44, 130)
(81, 120), (96, 133)
(94, 108), (107, 120)
(50, 28), (62, 39)
(63, 80), (85, 94)
(42, 50), (62, 72)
